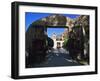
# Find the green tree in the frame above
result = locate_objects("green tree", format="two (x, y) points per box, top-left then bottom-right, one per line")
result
(47, 37), (54, 48)
(62, 37), (68, 49)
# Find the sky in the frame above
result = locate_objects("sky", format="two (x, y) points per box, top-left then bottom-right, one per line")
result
(25, 12), (80, 31)
(25, 12), (80, 37)
(47, 28), (65, 38)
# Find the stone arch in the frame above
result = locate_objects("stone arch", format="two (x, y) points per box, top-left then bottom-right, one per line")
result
(31, 14), (67, 26)
(26, 14), (70, 53)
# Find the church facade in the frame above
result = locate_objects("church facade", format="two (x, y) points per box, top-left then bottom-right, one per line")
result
(51, 33), (64, 49)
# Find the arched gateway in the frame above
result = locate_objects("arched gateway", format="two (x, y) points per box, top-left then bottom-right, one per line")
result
(26, 14), (74, 53)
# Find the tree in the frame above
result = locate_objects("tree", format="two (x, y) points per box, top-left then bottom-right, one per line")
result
(62, 37), (68, 49)
(47, 37), (54, 48)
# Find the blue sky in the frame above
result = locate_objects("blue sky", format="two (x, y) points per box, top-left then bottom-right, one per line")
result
(47, 28), (65, 38)
(25, 12), (80, 31)
(25, 12), (80, 37)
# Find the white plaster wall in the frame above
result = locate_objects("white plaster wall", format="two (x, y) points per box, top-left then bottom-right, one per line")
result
(53, 39), (64, 48)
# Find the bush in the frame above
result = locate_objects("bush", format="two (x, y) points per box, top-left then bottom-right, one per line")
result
(62, 37), (68, 49)
(47, 37), (54, 48)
